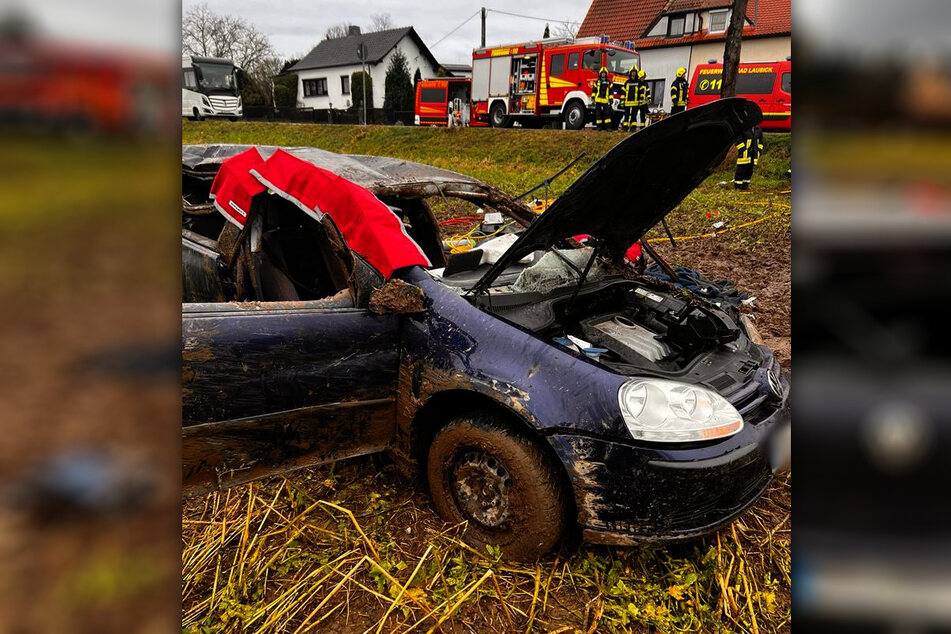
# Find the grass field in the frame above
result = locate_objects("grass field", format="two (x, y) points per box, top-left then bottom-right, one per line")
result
(182, 122), (791, 633)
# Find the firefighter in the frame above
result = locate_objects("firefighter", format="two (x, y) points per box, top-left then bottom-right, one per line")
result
(635, 70), (651, 130)
(670, 67), (689, 114)
(733, 126), (763, 189)
(622, 67), (638, 132)
(591, 67), (612, 131)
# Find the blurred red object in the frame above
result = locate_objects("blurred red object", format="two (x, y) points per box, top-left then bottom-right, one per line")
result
(0, 30), (175, 134)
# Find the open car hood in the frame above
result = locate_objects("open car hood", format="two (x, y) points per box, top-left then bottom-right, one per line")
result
(471, 99), (762, 293)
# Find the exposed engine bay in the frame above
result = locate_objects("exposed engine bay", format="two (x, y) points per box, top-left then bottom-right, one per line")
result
(470, 269), (764, 384)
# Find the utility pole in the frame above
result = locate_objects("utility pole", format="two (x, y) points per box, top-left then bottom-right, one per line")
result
(357, 41), (368, 125)
(481, 7), (486, 48)
(720, 0), (749, 98)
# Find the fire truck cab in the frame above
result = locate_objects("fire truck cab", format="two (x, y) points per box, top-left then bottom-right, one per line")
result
(470, 37), (640, 129)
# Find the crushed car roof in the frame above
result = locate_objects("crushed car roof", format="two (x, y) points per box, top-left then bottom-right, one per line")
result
(183, 144), (535, 227)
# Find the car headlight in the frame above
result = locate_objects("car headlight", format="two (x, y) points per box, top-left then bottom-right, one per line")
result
(618, 378), (743, 442)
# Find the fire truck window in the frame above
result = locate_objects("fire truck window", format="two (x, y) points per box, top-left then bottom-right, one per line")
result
(550, 54), (565, 76)
(781, 72), (791, 93)
(736, 72), (776, 94)
(582, 50), (600, 72)
(606, 50), (639, 75)
(420, 88), (446, 103)
(567, 52), (579, 71)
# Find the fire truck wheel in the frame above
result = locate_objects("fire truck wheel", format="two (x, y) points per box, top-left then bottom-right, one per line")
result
(489, 102), (508, 128)
(563, 101), (585, 130)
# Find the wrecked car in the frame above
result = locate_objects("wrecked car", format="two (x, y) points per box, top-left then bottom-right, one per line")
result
(182, 98), (790, 560)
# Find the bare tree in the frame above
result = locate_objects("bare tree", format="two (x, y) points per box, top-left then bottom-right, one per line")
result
(245, 55), (285, 107)
(720, 0), (750, 97)
(324, 22), (355, 39)
(368, 13), (393, 32)
(552, 20), (579, 39)
(182, 4), (275, 71)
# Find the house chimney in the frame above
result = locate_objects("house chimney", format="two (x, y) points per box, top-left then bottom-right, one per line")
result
(348, 25), (361, 36)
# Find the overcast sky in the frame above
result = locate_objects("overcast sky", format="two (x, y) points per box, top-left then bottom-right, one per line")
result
(180, 0), (588, 64)
(14, 0), (950, 64)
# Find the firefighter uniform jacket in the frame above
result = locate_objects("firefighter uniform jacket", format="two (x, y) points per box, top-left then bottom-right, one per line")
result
(737, 128), (765, 165)
(623, 78), (638, 106)
(636, 80), (651, 107)
(592, 76), (611, 104)
(670, 77), (689, 107)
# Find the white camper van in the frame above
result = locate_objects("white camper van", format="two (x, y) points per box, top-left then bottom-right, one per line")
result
(182, 55), (242, 120)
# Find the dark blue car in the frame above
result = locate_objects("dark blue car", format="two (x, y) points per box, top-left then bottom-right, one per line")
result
(182, 99), (790, 559)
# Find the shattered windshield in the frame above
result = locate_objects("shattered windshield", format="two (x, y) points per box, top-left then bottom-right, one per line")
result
(511, 247), (604, 293)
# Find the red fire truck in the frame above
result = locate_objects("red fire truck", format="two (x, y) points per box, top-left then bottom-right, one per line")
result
(469, 37), (640, 129)
(688, 60), (791, 131)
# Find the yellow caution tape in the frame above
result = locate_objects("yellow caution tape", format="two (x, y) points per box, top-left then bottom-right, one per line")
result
(646, 210), (788, 243)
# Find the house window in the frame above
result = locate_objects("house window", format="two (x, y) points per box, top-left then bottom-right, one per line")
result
(668, 14), (685, 37)
(302, 78), (328, 97)
(709, 9), (731, 34)
(550, 53), (565, 76)
(567, 52), (579, 71)
(647, 79), (665, 107)
(341, 75), (350, 95)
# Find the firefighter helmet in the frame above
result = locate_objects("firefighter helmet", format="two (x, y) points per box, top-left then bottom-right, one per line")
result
(638, 70), (646, 79)
(599, 67), (607, 77)
(677, 67), (687, 77)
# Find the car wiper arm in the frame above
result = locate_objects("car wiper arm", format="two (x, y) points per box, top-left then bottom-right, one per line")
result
(565, 240), (602, 316)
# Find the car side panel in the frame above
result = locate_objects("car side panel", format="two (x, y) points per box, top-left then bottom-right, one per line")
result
(182, 305), (400, 493)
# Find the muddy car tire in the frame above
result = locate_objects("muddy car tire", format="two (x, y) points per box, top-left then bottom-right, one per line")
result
(427, 412), (568, 560)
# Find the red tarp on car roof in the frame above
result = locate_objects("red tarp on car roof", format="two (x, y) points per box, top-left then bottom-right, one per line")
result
(210, 147), (431, 279)
(208, 147), (266, 227)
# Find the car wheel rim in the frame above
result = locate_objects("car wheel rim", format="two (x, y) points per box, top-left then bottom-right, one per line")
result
(451, 450), (513, 528)
(568, 108), (580, 125)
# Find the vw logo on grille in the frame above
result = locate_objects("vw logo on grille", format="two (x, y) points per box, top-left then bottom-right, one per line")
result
(766, 369), (783, 399)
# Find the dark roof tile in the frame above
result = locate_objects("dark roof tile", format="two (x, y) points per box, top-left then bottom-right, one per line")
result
(289, 27), (438, 72)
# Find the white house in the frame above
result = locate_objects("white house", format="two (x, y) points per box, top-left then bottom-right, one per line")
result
(289, 26), (441, 110)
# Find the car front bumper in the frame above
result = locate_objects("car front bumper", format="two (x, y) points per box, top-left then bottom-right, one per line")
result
(548, 397), (790, 546)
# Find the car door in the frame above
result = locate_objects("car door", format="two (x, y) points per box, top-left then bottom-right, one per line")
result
(181, 216), (401, 494)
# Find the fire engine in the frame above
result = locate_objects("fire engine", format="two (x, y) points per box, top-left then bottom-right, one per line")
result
(469, 36), (640, 129)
